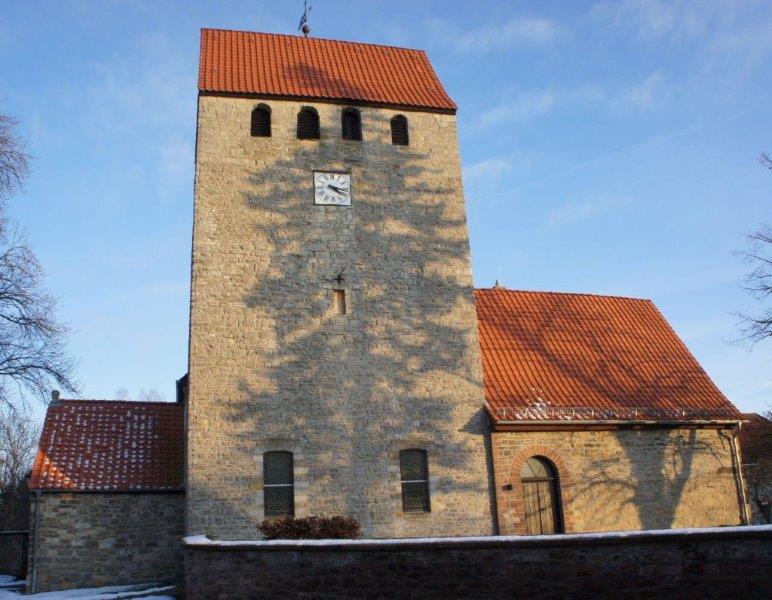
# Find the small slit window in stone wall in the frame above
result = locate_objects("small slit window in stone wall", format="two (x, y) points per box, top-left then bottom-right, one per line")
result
(342, 108), (362, 141)
(334, 289), (347, 315)
(251, 104), (271, 137)
(399, 449), (430, 512)
(391, 115), (409, 145)
(263, 451), (294, 518)
(297, 107), (320, 140)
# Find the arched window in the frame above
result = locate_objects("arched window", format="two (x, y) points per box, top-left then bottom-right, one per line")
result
(263, 451), (294, 517)
(297, 107), (320, 140)
(391, 115), (409, 145)
(520, 457), (563, 534)
(251, 104), (271, 137)
(399, 449), (430, 512)
(341, 108), (362, 141)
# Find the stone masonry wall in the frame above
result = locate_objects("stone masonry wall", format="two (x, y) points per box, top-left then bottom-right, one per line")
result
(28, 492), (184, 593)
(492, 428), (745, 534)
(187, 97), (494, 539)
(184, 526), (772, 599)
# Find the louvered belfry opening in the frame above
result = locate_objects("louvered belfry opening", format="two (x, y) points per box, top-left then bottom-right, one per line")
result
(341, 108), (362, 141)
(263, 451), (295, 518)
(251, 104), (271, 137)
(297, 107), (320, 139)
(391, 115), (409, 145)
(399, 449), (430, 512)
(520, 457), (563, 535)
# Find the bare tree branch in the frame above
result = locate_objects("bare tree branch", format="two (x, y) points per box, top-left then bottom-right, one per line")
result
(0, 406), (39, 529)
(0, 115), (30, 202)
(0, 112), (78, 408)
(734, 155), (772, 345)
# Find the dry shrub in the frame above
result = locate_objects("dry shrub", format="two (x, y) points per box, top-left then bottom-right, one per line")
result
(258, 515), (360, 540)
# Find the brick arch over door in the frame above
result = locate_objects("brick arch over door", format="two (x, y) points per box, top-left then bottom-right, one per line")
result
(493, 443), (577, 535)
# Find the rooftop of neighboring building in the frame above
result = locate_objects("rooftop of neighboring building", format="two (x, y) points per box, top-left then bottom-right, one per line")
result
(475, 287), (742, 424)
(198, 28), (456, 112)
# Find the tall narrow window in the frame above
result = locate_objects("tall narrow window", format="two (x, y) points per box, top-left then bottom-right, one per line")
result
(391, 115), (409, 145)
(251, 104), (271, 137)
(520, 457), (563, 535)
(399, 449), (430, 512)
(297, 107), (320, 140)
(263, 451), (294, 518)
(341, 108), (362, 141)
(334, 289), (347, 315)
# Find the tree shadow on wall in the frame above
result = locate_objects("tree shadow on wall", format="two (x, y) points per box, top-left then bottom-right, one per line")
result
(208, 107), (495, 536)
(486, 293), (738, 530)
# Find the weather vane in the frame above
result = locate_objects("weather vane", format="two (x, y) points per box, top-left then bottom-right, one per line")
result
(298, 1), (312, 37)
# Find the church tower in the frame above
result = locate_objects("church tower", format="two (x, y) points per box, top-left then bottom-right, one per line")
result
(187, 29), (494, 538)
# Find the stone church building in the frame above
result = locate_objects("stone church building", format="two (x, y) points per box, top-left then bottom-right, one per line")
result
(25, 29), (748, 592)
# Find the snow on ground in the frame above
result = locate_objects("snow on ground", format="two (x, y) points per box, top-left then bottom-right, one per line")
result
(0, 577), (174, 599)
(0, 577), (22, 589)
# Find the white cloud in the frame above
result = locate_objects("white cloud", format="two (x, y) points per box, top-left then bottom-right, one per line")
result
(460, 17), (565, 51)
(79, 33), (196, 202)
(590, 0), (722, 41)
(463, 158), (512, 182)
(611, 71), (666, 112)
(431, 16), (567, 53)
(85, 33), (193, 131)
(478, 90), (556, 127)
(156, 135), (194, 200)
(475, 72), (668, 128)
(476, 85), (604, 128)
(548, 196), (631, 226)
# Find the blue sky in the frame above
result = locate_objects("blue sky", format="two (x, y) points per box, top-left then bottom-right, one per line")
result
(2, 1), (770, 418)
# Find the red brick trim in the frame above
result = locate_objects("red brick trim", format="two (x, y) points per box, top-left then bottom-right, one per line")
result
(492, 440), (577, 535)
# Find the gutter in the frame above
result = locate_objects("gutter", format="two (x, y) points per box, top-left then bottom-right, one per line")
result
(492, 419), (743, 432)
(730, 421), (751, 524)
(32, 487), (185, 495)
(494, 419), (742, 426)
(29, 490), (41, 594)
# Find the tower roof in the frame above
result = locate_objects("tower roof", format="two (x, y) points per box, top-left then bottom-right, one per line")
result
(198, 29), (457, 112)
(475, 289), (741, 423)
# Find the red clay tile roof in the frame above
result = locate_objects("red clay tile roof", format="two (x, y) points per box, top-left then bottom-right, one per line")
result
(475, 289), (741, 423)
(29, 400), (183, 491)
(198, 29), (456, 112)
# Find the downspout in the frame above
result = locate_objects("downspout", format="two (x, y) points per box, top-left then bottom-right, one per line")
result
(730, 422), (750, 525)
(29, 490), (41, 594)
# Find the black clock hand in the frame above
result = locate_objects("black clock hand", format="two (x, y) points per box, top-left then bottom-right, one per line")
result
(328, 185), (348, 195)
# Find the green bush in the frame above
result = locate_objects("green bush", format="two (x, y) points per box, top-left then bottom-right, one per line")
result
(258, 515), (361, 540)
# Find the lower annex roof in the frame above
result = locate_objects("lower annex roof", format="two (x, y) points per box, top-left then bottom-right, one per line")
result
(29, 400), (183, 491)
(475, 288), (741, 424)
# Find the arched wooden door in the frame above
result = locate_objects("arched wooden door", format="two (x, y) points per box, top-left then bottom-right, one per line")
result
(520, 457), (563, 535)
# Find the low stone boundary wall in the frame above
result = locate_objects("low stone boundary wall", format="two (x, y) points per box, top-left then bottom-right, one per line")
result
(185, 525), (772, 599)
(0, 531), (28, 579)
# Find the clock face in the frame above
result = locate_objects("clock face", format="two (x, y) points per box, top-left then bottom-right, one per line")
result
(314, 171), (351, 206)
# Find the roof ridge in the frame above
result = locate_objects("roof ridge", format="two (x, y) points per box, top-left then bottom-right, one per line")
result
(53, 399), (180, 406)
(200, 28), (429, 55)
(475, 288), (653, 303)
